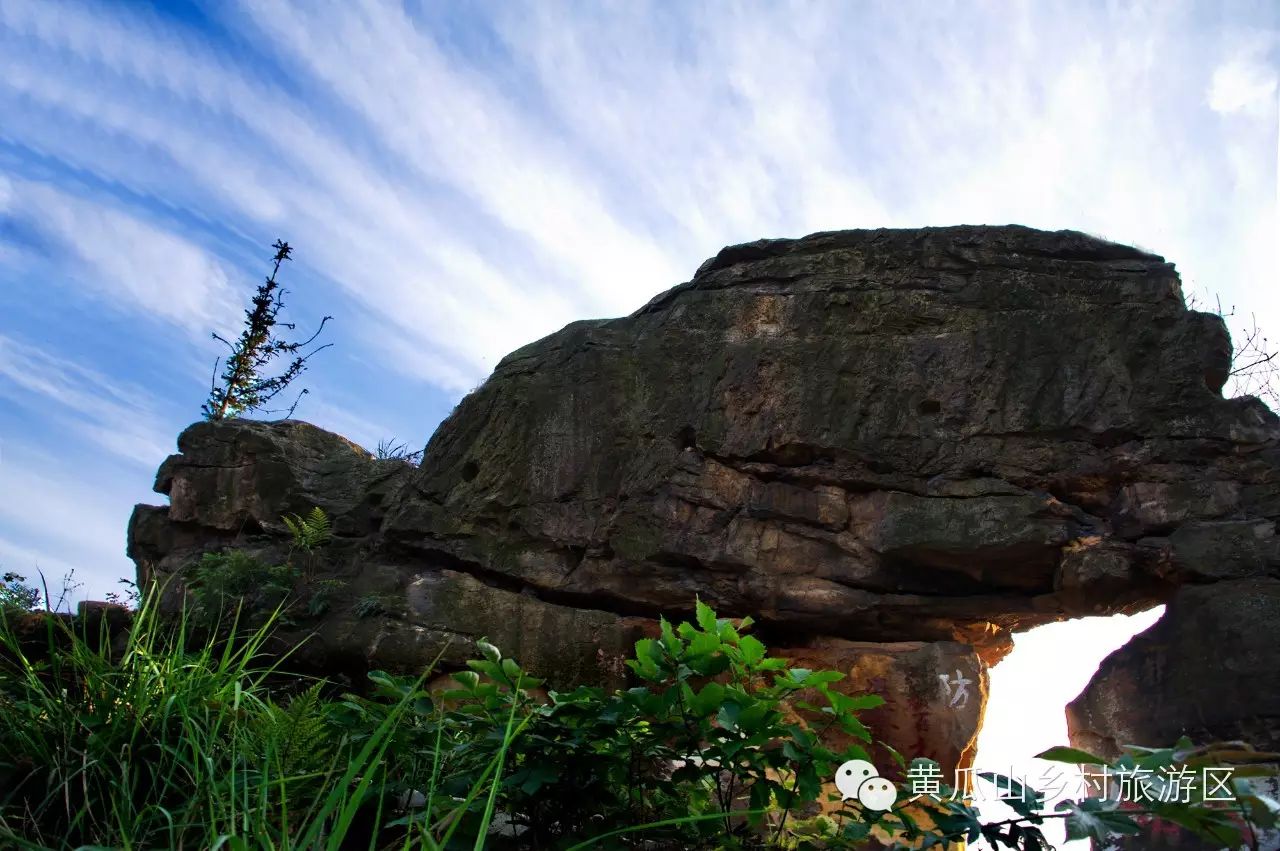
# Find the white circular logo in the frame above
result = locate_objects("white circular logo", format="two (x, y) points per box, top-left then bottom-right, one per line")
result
(833, 758), (898, 811)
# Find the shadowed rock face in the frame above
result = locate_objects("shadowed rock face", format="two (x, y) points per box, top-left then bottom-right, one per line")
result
(1066, 579), (1280, 850)
(129, 225), (1280, 780)
(1068, 578), (1280, 760)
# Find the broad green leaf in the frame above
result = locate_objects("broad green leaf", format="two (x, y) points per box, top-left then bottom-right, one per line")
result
(978, 771), (1045, 818)
(1059, 798), (1141, 842)
(686, 652), (731, 678)
(451, 670), (480, 690)
(687, 630), (720, 658)
(695, 598), (717, 633)
(1158, 803), (1244, 848)
(1035, 745), (1107, 765)
(837, 714), (871, 742)
(467, 659), (505, 682)
(827, 691), (882, 713)
(659, 617), (682, 654)
(739, 634), (766, 665)
(690, 682), (726, 716)
(1241, 792), (1280, 829)
(717, 701), (743, 731)
(748, 779), (771, 826)
(476, 639), (501, 663)
(500, 657), (522, 681)
(798, 670), (843, 687)
(842, 821), (871, 841)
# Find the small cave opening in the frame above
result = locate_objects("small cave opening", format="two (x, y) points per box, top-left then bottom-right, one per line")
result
(970, 606), (1166, 849)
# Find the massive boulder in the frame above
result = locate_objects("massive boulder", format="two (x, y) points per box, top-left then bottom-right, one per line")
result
(129, 225), (1280, 780)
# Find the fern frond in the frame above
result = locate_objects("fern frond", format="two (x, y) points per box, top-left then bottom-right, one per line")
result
(282, 513), (305, 545)
(304, 506), (332, 548)
(254, 682), (333, 782)
(282, 507), (331, 552)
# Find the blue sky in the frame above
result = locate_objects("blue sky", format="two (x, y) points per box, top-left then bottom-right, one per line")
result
(0, 5), (1276, 844)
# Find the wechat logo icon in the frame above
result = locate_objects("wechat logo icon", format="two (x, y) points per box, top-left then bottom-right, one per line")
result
(835, 759), (898, 811)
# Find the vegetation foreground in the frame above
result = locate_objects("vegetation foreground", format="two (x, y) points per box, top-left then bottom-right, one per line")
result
(0, 582), (1276, 850)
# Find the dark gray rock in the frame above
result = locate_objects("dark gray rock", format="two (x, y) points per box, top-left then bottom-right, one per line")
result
(380, 225), (1278, 652)
(1067, 578), (1280, 758)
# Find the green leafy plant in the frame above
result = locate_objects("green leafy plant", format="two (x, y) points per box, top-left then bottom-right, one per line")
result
(0, 572), (40, 614)
(283, 505), (333, 554)
(187, 550), (298, 626)
(202, 239), (332, 420)
(353, 593), (391, 619)
(0, 582), (491, 851)
(1, 590), (322, 848)
(3, 590), (1274, 851)
(283, 505), (333, 581)
(250, 682), (335, 788)
(345, 599), (883, 849)
(1038, 741), (1279, 849)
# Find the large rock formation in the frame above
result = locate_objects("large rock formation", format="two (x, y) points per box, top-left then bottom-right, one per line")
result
(129, 225), (1280, 781)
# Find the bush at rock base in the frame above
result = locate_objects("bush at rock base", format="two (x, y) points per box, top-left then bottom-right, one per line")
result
(1, 588), (1274, 850)
(0, 572), (41, 614)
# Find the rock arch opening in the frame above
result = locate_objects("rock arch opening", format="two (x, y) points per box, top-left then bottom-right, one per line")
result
(974, 608), (1166, 848)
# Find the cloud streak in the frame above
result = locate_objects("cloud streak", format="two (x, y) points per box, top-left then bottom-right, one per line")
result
(0, 178), (238, 332)
(0, 334), (174, 467)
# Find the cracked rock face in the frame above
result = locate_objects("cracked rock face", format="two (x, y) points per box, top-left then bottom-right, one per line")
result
(129, 225), (1280, 780)
(384, 225), (1277, 646)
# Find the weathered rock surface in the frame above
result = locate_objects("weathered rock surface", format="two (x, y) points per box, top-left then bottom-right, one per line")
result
(382, 226), (1278, 644)
(129, 225), (1280, 778)
(1067, 578), (1280, 758)
(780, 638), (987, 778)
(1067, 579), (1280, 849)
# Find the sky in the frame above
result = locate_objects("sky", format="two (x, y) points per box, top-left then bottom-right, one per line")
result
(0, 0), (1277, 840)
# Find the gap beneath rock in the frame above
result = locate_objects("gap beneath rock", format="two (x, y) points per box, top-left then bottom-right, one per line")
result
(970, 607), (1166, 850)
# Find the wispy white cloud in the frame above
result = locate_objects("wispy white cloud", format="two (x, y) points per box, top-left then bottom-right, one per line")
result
(0, 334), (174, 467)
(5, 0), (1270, 384)
(1210, 43), (1279, 118)
(239, 0), (688, 315)
(0, 178), (238, 332)
(0, 442), (141, 600)
(1, 0), (591, 387)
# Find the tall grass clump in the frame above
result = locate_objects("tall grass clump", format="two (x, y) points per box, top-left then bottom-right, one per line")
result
(0, 594), (414, 849)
